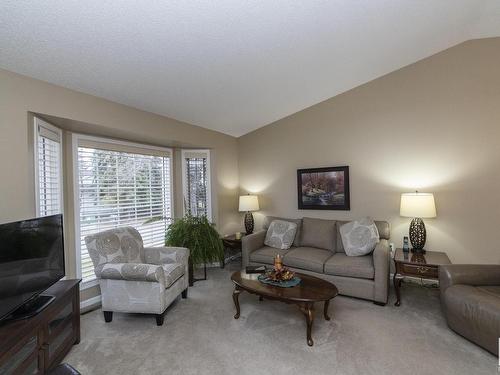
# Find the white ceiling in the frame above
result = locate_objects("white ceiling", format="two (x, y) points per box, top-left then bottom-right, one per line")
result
(1, 1), (499, 137)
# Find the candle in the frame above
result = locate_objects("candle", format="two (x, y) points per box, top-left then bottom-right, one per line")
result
(274, 254), (283, 270)
(235, 232), (242, 240)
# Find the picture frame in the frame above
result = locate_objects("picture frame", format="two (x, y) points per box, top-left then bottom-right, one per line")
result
(297, 166), (350, 210)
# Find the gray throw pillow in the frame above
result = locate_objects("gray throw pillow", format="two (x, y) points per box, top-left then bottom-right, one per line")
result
(340, 217), (380, 256)
(264, 220), (298, 250)
(263, 216), (302, 247)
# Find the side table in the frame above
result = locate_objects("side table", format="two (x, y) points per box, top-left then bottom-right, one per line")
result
(393, 248), (451, 306)
(220, 234), (245, 268)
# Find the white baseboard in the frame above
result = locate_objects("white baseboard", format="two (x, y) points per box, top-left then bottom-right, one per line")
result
(80, 294), (102, 313)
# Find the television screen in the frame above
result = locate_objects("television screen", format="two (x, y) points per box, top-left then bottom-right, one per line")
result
(0, 214), (65, 320)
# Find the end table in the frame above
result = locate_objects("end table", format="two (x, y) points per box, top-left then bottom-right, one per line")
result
(220, 234), (245, 268)
(393, 248), (451, 306)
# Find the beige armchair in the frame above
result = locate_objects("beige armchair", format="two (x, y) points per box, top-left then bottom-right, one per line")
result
(85, 226), (189, 326)
(440, 264), (500, 356)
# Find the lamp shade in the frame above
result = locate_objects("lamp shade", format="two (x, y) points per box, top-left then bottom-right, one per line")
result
(400, 192), (436, 218)
(239, 195), (259, 212)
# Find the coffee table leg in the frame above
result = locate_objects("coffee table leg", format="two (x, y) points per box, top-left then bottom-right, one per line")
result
(300, 302), (315, 346)
(233, 286), (242, 319)
(323, 299), (331, 321)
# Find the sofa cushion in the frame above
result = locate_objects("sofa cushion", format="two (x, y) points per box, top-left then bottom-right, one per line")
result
(263, 216), (302, 247)
(99, 262), (185, 289)
(324, 253), (374, 279)
(85, 226), (144, 274)
(444, 284), (500, 355)
(336, 220), (390, 252)
(283, 247), (333, 273)
(100, 263), (165, 283)
(476, 285), (500, 298)
(264, 220), (298, 250)
(339, 217), (379, 256)
(250, 246), (290, 265)
(300, 217), (336, 252)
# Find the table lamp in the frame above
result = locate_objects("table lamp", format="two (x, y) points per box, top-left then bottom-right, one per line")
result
(400, 192), (436, 253)
(239, 195), (259, 235)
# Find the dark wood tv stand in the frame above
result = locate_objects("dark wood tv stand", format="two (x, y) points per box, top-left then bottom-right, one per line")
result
(0, 280), (81, 374)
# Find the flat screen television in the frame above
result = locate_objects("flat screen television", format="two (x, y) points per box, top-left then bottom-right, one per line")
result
(0, 214), (65, 321)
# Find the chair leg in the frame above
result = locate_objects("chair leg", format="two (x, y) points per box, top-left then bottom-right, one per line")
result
(156, 312), (166, 326)
(182, 288), (188, 299)
(103, 311), (113, 323)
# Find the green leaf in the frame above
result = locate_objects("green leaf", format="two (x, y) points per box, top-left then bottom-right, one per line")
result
(164, 214), (224, 266)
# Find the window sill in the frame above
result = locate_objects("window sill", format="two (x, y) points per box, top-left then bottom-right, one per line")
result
(80, 278), (99, 290)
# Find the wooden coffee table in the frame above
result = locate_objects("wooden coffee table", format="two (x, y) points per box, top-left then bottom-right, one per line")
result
(231, 271), (338, 346)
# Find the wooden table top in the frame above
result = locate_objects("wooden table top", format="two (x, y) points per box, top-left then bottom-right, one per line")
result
(222, 234), (246, 243)
(394, 248), (451, 266)
(231, 271), (338, 303)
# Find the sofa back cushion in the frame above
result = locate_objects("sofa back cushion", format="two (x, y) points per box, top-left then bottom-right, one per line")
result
(300, 217), (336, 252)
(263, 216), (302, 247)
(336, 220), (390, 252)
(85, 226), (144, 274)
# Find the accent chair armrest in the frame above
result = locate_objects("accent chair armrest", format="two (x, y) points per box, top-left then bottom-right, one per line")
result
(372, 239), (390, 304)
(242, 230), (266, 267)
(144, 246), (190, 266)
(439, 264), (500, 293)
(100, 263), (165, 285)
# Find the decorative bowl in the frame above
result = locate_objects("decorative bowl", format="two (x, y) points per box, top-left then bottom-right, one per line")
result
(264, 266), (295, 282)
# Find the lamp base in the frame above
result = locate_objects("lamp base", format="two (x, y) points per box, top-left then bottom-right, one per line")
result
(244, 212), (254, 235)
(409, 217), (426, 250)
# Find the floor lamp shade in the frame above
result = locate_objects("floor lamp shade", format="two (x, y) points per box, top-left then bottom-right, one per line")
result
(239, 195), (259, 235)
(400, 192), (436, 251)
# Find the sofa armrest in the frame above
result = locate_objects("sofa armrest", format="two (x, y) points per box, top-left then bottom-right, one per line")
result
(372, 239), (390, 304)
(100, 263), (165, 285)
(439, 264), (500, 293)
(144, 246), (190, 266)
(242, 230), (266, 267)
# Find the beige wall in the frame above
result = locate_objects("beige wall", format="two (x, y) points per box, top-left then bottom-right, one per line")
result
(1, 36), (499, 304)
(238, 38), (500, 265)
(0, 68), (240, 301)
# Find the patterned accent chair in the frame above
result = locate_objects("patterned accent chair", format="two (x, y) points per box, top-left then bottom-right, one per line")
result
(85, 227), (189, 325)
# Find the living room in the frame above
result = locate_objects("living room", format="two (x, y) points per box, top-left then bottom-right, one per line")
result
(0, 1), (499, 374)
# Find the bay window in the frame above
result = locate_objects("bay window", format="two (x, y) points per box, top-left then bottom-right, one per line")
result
(73, 135), (173, 283)
(34, 117), (63, 217)
(181, 149), (211, 219)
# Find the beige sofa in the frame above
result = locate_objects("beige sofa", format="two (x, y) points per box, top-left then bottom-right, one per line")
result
(440, 264), (500, 356)
(242, 216), (391, 305)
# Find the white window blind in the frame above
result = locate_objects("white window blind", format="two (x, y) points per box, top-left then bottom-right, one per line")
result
(182, 150), (211, 219)
(75, 137), (172, 283)
(35, 118), (63, 217)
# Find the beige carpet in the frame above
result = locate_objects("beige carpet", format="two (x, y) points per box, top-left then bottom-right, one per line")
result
(65, 265), (497, 375)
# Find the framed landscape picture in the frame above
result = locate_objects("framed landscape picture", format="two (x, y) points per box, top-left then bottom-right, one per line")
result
(297, 166), (350, 210)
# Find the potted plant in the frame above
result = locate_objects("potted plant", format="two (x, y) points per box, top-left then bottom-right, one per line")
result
(165, 214), (224, 286)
